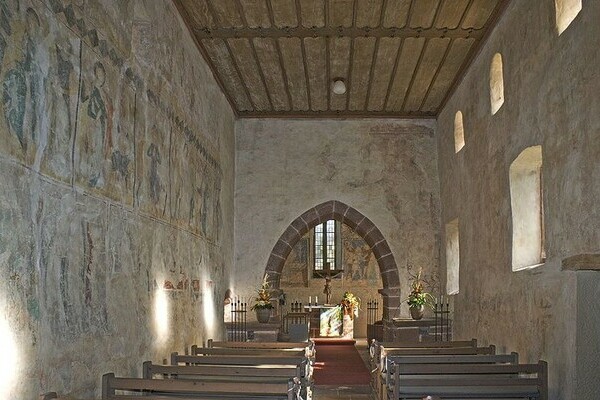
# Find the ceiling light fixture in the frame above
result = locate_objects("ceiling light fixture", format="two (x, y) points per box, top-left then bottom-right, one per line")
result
(332, 79), (346, 95)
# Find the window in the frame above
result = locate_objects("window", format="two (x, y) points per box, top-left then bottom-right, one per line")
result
(555, 0), (582, 35)
(490, 53), (504, 115)
(510, 146), (545, 271)
(445, 219), (460, 294)
(313, 220), (342, 277)
(454, 111), (465, 153)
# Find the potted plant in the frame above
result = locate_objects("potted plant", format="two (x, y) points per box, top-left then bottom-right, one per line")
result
(406, 268), (435, 320)
(251, 274), (274, 323)
(340, 291), (361, 320)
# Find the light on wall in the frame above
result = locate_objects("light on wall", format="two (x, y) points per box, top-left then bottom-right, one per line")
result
(154, 286), (169, 344)
(0, 310), (19, 397)
(332, 79), (346, 95)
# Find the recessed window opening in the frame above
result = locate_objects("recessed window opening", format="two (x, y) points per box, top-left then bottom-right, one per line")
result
(555, 0), (582, 35)
(445, 218), (460, 294)
(313, 220), (342, 277)
(510, 146), (545, 271)
(454, 111), (465, 153)
(490, 53), (504, 115)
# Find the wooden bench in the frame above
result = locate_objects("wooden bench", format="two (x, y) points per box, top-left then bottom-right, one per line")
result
(207, 339), (315, 357)
(388, 361), (548, 400)
(191, 345), (308, 358)
(379, 353), (518, 400)
(370, 339), (478, 368)
(372, 345), (496, 400)
(144, 361), (311, 400)
(171, 352), (312, 379)
(102, 373), (300, 400)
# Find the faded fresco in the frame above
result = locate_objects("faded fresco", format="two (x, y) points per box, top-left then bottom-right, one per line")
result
(0, 0), (234, 398)
(0, 0), (80, 182)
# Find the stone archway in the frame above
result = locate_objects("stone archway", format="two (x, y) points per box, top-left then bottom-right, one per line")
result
(264, 200), (401, 320)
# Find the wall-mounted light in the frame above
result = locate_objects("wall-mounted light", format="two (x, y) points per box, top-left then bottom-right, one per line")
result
(332, 78), (346, 95)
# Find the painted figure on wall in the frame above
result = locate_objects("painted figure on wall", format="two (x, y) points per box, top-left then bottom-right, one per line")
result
(79, 61), (110, 188)
(2, 7), (44, 154)
(147, 142), (162, 204)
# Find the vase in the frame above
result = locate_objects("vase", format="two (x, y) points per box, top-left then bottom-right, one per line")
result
(256, 308), (271, 323)
(410, 305), (424, 320)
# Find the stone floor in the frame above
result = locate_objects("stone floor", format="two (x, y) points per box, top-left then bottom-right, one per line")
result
(312, 338), (375, 399)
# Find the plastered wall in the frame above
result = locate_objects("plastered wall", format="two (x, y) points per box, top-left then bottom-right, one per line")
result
(234, 118), (441, 322)
(0, 0), (234, 398)
(436, 1), (600, 398)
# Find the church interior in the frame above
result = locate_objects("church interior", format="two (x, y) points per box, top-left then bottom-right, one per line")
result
(0, 0), (598, 399)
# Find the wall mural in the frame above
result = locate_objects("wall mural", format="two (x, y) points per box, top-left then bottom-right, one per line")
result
(0, 0), (229, 397)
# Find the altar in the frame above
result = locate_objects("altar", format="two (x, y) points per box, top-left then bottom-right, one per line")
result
(304, 305), (353, 338)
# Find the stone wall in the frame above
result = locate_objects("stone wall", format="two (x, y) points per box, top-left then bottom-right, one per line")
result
(280, 224), (384, 337)
(0, 0), (235, 398)
(234, 118), (440, 322)
(436, 1), (600, 398)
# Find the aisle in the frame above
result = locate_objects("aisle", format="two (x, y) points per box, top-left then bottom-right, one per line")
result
(312, 339), (371, 386)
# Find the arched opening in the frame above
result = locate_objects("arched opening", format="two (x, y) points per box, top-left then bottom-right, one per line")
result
(454, 111), (465, 153)
(490, 53), (505, 115)
(263, 200), (400, 320)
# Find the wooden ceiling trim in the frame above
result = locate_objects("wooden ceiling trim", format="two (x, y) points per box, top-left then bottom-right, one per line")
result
(305, 37), (328, 111)
(462, 0), (499, 29)
(436, 0), (510, 114)
(367, 37), (402, 111)
(296, 0), (313, 110)
(264, 0), (294, 109)
(386, 38), (429, 112)
(409, 0), (441, 29)
(299, 0), (325, 28)
(190, 25), (484, 40)
(237, 110), (435, 118)
(398, 37), (428, 112)
(202, 38), (253, 111)
(228, 38), (272, 110)
(381, 37), (405, 111)
(344, 37), (356, 111)
(252, 38), (290, 110)
(418, 37), (454, 112)
(421, 38), (475, 112)
(324, 0), (331, 111)
(364, 37), (382, 111)
(208, 0), (245, 28)
(237, 0), (271, 28)
(383, 0), (411, 28)
(179, 0), (217, 29)
(404, 38), (450, 112)
(356, 0), (384, 28)
(435, 0), (473, 29)
(173, 0), (239, 115)
(279, 37), (310, 110)
(270, 0), (298, 28)
(349, 37), (377, 111)
(365, 1), (395, 111)
(327, 0), (354, 27)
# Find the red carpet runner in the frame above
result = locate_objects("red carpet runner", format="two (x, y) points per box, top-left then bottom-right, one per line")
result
(312, 339), (371, 385)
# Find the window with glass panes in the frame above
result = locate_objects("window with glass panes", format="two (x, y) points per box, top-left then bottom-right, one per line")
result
(313, 220), (342, 275)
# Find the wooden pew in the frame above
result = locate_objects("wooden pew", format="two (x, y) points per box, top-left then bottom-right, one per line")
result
(102, 373), (300, 400)
(373, 345), (496, 400)
(206, 339), (315, 358)
(144, 361), (312, 400)
(370, 339), (478, 369)
(389, 360), (548, 400)
(191, 345), (307, 358)
(171, 352), (311, 379)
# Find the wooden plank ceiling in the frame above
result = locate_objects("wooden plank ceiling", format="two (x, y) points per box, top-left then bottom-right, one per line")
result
(174, 0), (510, 118)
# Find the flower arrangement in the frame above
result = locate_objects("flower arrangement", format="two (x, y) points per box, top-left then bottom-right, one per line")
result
(406, 268), (435, 310)
(250, 274), (274, 311)
(340, 291), (361, 319)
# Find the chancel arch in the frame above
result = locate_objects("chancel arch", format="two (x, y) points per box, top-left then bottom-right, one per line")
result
(263, 200), (401, 319)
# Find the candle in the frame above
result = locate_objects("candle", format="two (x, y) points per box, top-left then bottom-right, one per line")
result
(316, 296), (318, 305)
(309, 296), (312, 305)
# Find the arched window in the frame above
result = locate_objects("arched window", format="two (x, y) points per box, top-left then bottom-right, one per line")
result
(454, 111), (465, 153)
(445, 219), (460, 294)
(510, 146), (545, 271)
(490, 53), (504, 115)
(313, 220), (342, 277)
(555, 0), (582, 35)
